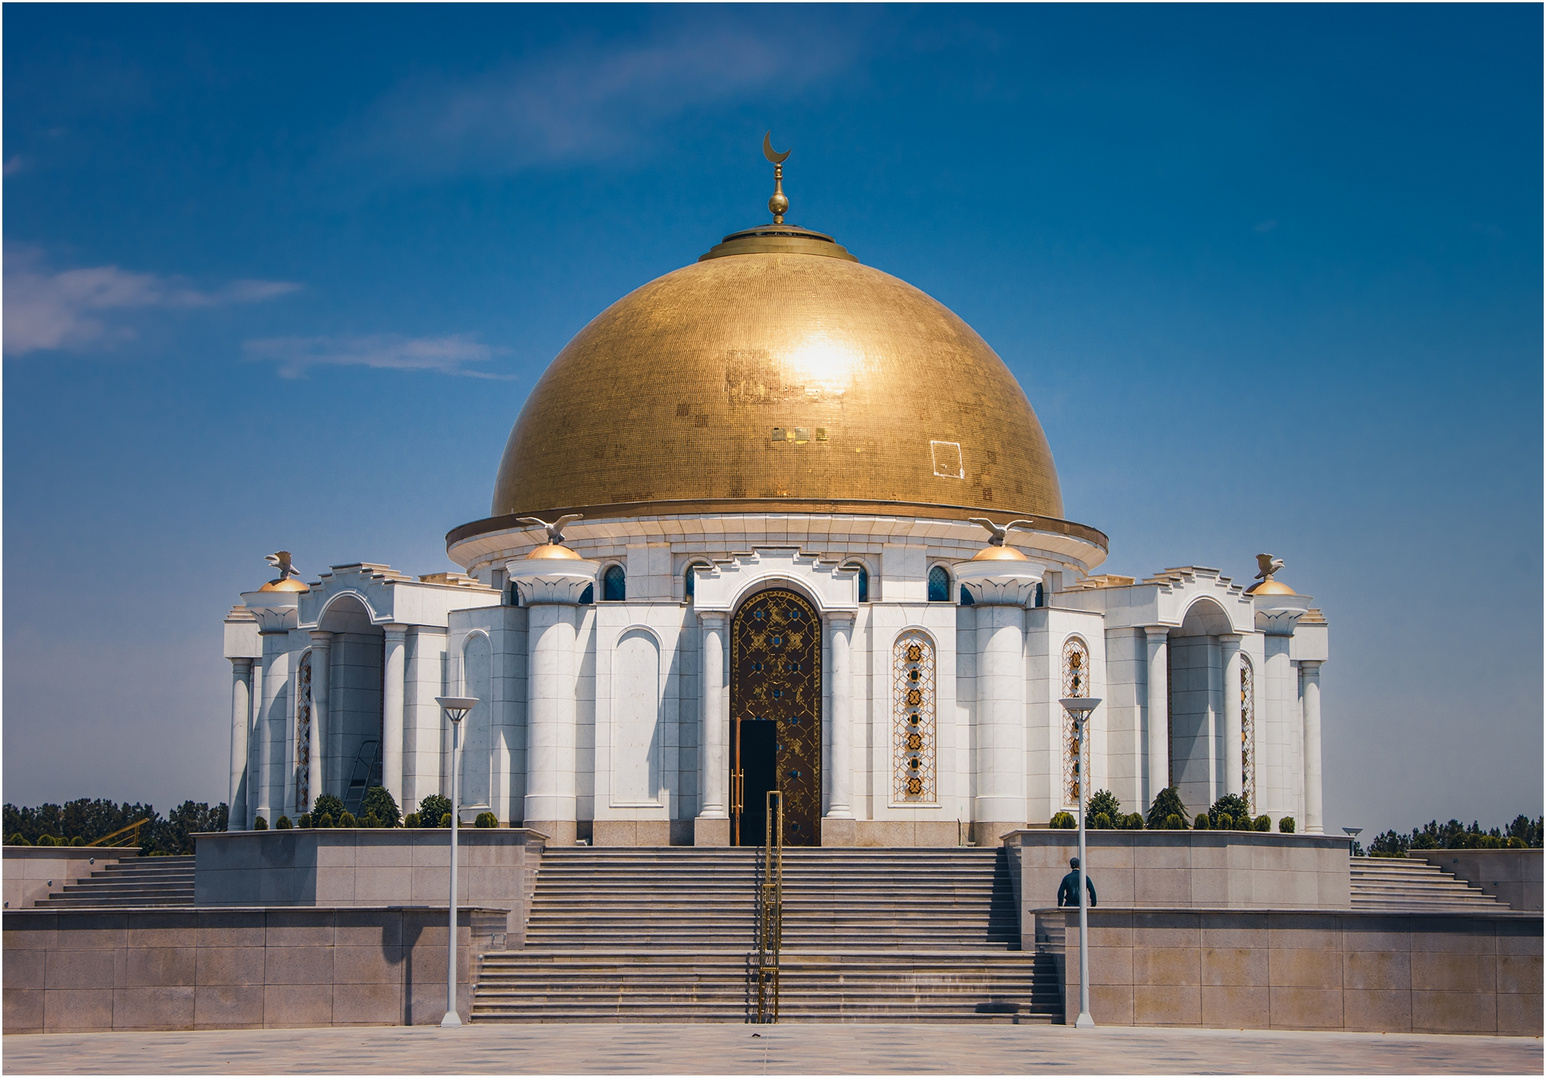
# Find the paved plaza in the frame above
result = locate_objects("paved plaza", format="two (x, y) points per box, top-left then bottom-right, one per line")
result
(4, 1023), (1540, 1075)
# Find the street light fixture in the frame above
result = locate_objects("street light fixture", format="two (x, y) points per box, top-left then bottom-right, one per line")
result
(1059, 695), (1102, 1030)
(1343, 826), (1363, 856)
(435, 695), (478, 1029)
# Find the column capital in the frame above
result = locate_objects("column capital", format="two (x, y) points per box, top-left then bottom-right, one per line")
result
(1299, 659), (1323, 675)
(382, 622), (409, 640)
(230, 657), (254, 674)
(697, 610), (728, 629)
(308, 629), (334, 648)
(1143, 624), (1172, 644)
(1218, 632), (1244, 645)
(826, 610), (856, 630)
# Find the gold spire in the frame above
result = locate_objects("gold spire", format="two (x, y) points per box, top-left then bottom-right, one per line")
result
(763, 131), (791, 224)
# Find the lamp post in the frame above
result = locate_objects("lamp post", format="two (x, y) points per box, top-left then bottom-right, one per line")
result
(1059, 695), (1101, 1030)
(435, 695), (478, 1029)
(1342, 826), (1363, 857)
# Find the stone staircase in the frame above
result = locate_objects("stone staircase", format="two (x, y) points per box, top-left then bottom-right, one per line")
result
(473, 847), (1060, 1023)
(1349, 855), (1512, 912)
(30, 855), (195, 909)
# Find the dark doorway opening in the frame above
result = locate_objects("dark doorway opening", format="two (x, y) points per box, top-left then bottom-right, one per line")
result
(733, 717), (776, 846)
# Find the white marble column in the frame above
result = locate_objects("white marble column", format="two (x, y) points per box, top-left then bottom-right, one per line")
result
(826, 612), (856, 821)
(256, 633), (289, 825)
(228, 659), (253, 829)
(1143, 625), (1170, 810)
(1219, 635), (1244, 798)
(697, 612), (729, 824)
(974, 605), (1027, 831)
(381, 624), (407, 805)
(526, 604), (578, 841)
(307, 632), (332, 808)
(1300, 660), (1323, 835)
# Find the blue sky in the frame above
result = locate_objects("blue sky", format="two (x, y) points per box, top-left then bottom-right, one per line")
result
(4, 4), (1540, 837)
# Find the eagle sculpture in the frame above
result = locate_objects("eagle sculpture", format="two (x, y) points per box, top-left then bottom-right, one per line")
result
(1254, 553), (1286, 583)
(967, 517), (1036, 546)
(516, 514), (583, 546)
(265, 551), (300, 581)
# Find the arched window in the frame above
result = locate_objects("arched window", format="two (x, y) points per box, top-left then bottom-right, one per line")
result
(843, 562), (869, 603)
(927, 565), (950, 603)
(958, 586), (975, 606)
(1240, 656), (1256, 814)
(602, 564), (626, 602)
(1060, 636), (1091, 806)
(684, 562), (709, 603)
(893, 631), (937, 802)
(579, 583), (594, 605)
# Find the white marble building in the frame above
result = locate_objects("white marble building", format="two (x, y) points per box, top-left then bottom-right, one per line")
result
(223, 196), (1329, 847)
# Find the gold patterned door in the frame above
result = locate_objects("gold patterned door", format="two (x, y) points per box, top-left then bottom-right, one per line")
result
(730, 588), (821, 846)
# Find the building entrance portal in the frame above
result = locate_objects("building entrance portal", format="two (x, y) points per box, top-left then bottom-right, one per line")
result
(730, 587), (821, 846)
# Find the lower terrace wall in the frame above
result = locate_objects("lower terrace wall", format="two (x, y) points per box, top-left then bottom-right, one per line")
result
(194, 829), (545, 941)
(1048, 908), (1542, 1035)
(1003, 830), (1349, 949)
(1411, 850), (1543, 913)
(2, 906), (504, 1033)
(3, 847), (123, 910)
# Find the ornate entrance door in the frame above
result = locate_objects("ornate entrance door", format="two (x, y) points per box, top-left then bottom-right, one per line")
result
(730, 587), (821, 846)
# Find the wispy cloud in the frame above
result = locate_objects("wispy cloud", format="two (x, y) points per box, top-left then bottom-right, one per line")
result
(3, 250), (300, 355)
(349, 18), (861, 176)
(244, 333), (509, 379)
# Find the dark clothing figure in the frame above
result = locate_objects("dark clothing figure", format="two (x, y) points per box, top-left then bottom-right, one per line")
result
(1057, 869), (1097, 907)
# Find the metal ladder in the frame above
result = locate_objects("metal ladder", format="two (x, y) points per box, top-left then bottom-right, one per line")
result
(343, 739), (383, 815)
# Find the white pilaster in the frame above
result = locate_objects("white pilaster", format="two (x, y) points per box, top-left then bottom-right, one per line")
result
(1301, 660), (1323, 835)
(382, 624), (408, 805)
(256, 635), (287, 825)
(974, 605), (1027, 829)
(826, 612), (856, 820)
(526, 604), (578, 838)
(1220, 634), (1244, 799)
(697, 612), (728, 820)
(1143, 625), (1169, 810)
(228, 659), (253, 829)
(307, 631), (332, 808)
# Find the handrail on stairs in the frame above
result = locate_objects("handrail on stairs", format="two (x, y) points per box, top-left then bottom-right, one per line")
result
(86, 818), (150, 848)
(755, 789), (783, 1024)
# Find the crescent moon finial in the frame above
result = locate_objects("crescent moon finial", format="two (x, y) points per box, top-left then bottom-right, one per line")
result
(762, 131), (791, 224)
(762, 131), (791, 165)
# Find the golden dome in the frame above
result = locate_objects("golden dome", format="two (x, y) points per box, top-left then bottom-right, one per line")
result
(523, 542), (584, 560)
(490, 227), (1063, 521)
(970, 544), (1030, 562)
(258, 577), (309, 593)
(1245, 579), (1297, 596)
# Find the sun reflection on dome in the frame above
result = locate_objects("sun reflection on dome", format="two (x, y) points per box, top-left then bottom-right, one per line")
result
(782, 332), (862, 398)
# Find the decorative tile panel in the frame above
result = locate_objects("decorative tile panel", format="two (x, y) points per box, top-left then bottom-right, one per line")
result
(892, 631), (937, 803)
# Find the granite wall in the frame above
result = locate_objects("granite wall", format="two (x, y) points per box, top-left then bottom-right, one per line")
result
(3, 847), (120, 910)
(193, 829), (545, 940)
(1411, 849), (1543, 913)
(2, 905), (505, 1033)
(1003, 830), (1349, 948)
(1051, 907), (1542, 1035)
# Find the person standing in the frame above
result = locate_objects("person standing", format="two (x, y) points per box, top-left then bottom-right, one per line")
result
(1057, 856), (1097, 907)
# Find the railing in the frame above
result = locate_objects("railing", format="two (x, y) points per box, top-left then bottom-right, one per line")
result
(755, 789), (783, 1023)
(86, 818), (150, 849)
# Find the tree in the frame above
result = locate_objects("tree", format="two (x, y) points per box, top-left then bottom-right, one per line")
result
(1207, 794), (1250, 829)
(361, 786), (400, 828)
(1146, 787), (1190, 829)
(416, 794), (452, 827)
(1087, 789), (1121, 822)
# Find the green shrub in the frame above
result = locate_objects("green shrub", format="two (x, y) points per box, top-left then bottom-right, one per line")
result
(275, 816), (293, 830)
(1092, 812), (1113, 830)
(8, 832), (29, 846)
(311, 794), (346, 820)
(361, 786), (401, 828)
(1278, 816), (1295, 834)
(1213, 813), (1234, 831)
(1253, 815), (1271, 832)
(1123, 813), (1145, 829)
(1207, 794), (1250, 828)
(1049, 811), (1076, 829)
(338, 811), (358, 828)
(1194, 814), (1210, 830)
(417, 794), (452, 827)
(359, 812), (382, 829)
(315, 812), (334, 829)
(253, 816), (268, 831)
(403, 813), (421, 828)
(474, 812), (498, 829)
(297, 813), (312, 829)
(1146, 787), (1190, 829)
(1162, 814), (1186, 830)
(34, 834), (54, 847)
(1087, 789), (1121, 822)
(439, 813), (453, 828)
